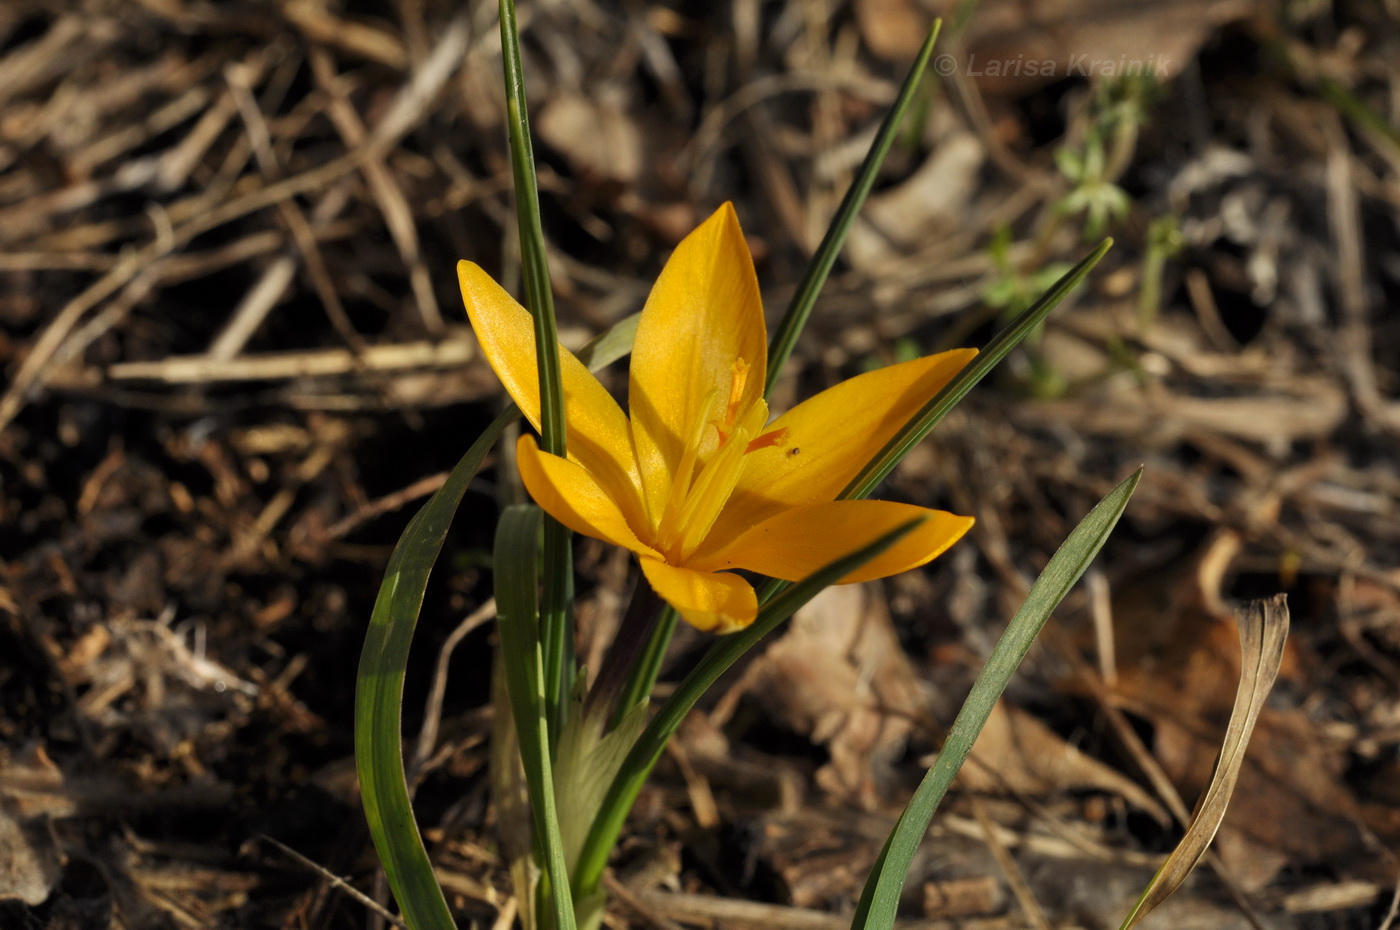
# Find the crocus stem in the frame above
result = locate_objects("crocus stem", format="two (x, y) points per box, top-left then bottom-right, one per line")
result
(585, 579), (665, 724)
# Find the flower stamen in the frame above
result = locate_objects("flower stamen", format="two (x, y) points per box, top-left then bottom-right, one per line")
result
(655, 386), (721, 553)
(674, 422), (753, 560)
(671, 399), (770, 560)
(746, 427), (788, 453)
(717, 358), (751, 442)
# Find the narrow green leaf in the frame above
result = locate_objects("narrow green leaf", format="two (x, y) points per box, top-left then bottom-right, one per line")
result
(1119, 594), (1289, 930)
(750, 240), (1113, 613)
(498, 0), (564, 451)
(499, 0), (573, 735)
(540, 516), (574, 742)
(575, 312), (639, 370)
(496, 504), (577, 930)
(841, 239), (1112, 502)
(356, 408), (513, 930)
(355, 313), (637, 929)
(585, 580), (667, 727)
(849, 467), (1141, 930)
(572, 518), (929, 899)
(765, 20), (944, 397)
(613, 604), (680, 719)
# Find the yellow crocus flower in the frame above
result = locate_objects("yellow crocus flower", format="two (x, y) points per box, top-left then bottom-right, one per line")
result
(459, 203), (975, 634)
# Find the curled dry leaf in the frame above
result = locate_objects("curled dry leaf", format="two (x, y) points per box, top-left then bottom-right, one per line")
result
(1118, 594), (1290, 930)
(1111, 538), (1363, 890)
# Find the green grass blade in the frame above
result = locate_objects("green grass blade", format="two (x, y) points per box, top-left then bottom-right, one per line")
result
(355, 312), (636, 929)
(764, 20), (944, 397)
(496, 504), (577, 930)
(356, 408), (514, 930)
(849, 467), (1142, 930)
(499, 0), (573, 735)
(841, 239), (1112, 502)
(572, 518), (928, 899)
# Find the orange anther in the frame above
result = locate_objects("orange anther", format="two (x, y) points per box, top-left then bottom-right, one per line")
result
(746, 427), (788, 453)
(724, 358), (750, 428)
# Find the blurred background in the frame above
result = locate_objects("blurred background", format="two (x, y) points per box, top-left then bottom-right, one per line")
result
(1, 1), (1398, 927)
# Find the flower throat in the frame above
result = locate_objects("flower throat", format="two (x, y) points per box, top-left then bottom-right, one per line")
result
(654, 358), (786, 561)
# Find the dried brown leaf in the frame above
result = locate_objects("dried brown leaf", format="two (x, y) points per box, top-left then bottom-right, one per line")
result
(742, 586), (928, 807)
(960, 701), (1169, 823)
(1119, 595), (1290, 929)
(537, 91), (643, 186)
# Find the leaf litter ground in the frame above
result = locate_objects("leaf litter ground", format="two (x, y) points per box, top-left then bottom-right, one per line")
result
(0, 1), (1398, 927)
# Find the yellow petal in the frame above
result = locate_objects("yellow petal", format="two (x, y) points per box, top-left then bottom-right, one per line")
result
(706, 348), (976, 546)
(627, 204), (768, 525)
(692, 500), (973, 584)
(458, 261), (646, 529)
(639, 558), (758, 635)
(516, 434), (661, 561)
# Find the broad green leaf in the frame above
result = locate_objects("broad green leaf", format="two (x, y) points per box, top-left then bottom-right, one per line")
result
(572, 517), (929, 899)
(355, 314), (636, 930)
(495, 504), (576, 930)
(849, 467), (1141, 930)
(356, 408), (513, 930)
(765, 20), (944, 396)
(1119, 594), (1290, 930)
